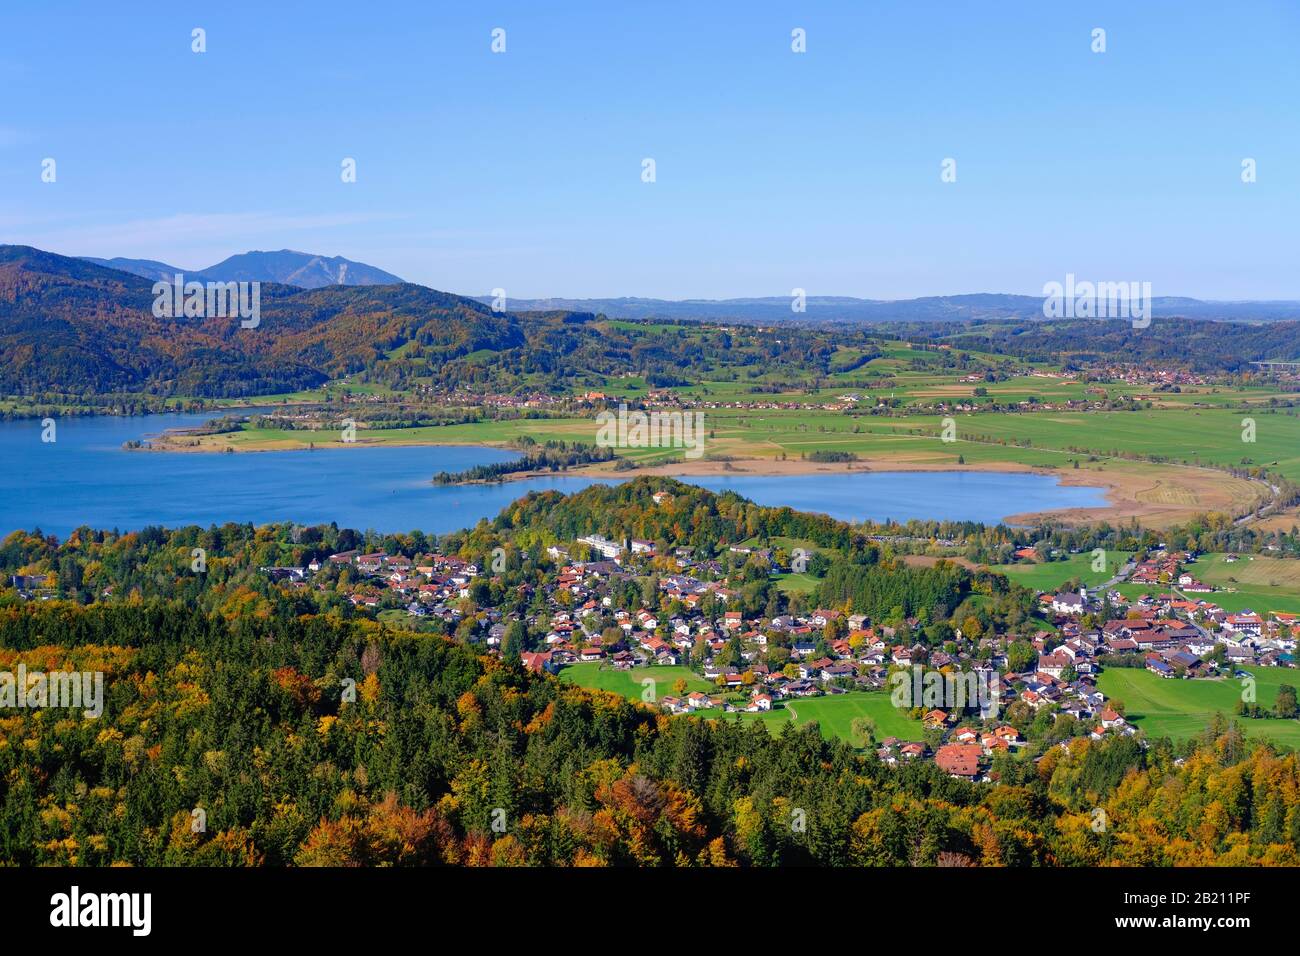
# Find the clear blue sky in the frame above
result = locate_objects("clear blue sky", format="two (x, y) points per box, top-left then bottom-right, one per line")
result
(2, 0), (1297, 299)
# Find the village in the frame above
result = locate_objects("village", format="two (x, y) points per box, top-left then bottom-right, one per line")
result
(247, 523), (1300, 785)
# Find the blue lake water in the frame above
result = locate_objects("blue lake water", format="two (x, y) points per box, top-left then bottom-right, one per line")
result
(0, 412), (1107, 537)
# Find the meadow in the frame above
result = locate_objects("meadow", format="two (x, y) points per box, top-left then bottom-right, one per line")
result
(559, 662), (923, 746)
(559, 662), (713, 700)
(1097, 666), (1300, 745)
(724, 691), (925, 743)
(989, 550), (1133, 592)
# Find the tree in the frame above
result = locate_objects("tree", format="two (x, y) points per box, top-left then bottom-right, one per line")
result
(1006, 641), (1036, 673)
(850, 716), (877, 749)
(1276, 684), (1298, 720)
(502, 620), (526, 664)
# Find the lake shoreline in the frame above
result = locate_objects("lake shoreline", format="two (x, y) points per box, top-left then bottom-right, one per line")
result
(142, 432), (1123, 523)
(128, 419), (1256, 529)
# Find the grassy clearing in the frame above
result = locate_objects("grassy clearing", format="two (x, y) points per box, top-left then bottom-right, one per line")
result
(774, 572), (819, 594)
(721, 691), (924, 743)
(989, 551), (1133, 592)
(559, 662), (713, 700)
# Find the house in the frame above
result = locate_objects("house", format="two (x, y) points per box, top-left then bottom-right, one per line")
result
(1224, 645), (1256, 666)
(1146, 658), (1175, 678)
(1166, 650), (1202, 674)
(1051, 591), (1087, 615)
(934, 743), (983, 779)
(519, 651), (556, 674)
(1037, 652), (1072, 679)
(578, 534), (624, 560)
(1225, 611), (1264, 637)
(1098, 708), (1127, 729)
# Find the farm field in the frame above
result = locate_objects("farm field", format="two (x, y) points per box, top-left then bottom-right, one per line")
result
(939, 407), (1300, 484)
(1097, 666), (1300, 745)
(1191, 553), (1300, 615)
(1114, 552), (1300, 615)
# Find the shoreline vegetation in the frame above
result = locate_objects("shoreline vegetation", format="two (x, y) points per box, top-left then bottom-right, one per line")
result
(431, 438), (615, 484)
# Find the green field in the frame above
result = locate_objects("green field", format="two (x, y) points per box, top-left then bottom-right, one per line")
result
(1097, 666), (1300, 745)
(773, 572), (819, 594)
(990, 550), (1133, 592)
(726, 691), (925, 743)
(733, 691), (925, 743)
(559, 662), (713, 700)
(560, 662), (923, 745)
(1192, 553), (1300, 615)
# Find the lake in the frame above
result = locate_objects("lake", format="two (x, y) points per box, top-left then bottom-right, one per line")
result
(0, 412), (1107, 537)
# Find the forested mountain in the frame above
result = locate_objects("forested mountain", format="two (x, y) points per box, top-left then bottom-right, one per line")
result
(78, 256), (186, 283)
(6, 245), (1299, 401)
(0, 246), (876, 398)
(194, 250), (404, 288)
(0, 246), (524, 397)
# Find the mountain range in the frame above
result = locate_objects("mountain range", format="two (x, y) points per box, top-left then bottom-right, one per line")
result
(4, 243), (1299, 401)
(56, 247), (1300, 323)
(475, 293), (1300, 324)
(80, 250), (404, 289)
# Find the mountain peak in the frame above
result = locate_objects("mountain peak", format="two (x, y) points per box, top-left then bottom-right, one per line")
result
(78, 250), (404, 289)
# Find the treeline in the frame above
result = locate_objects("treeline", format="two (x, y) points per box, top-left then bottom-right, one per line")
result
(433, 440), (615, 484)
(804, 450), (859, 463)
(922, 317), (1300, 375)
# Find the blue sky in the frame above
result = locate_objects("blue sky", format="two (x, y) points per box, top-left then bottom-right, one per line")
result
(1, 0), (1297, 299)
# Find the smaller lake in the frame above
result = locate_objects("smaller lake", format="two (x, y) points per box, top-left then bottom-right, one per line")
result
(686, 472), (1107, 525)
(0, 413), (1107, 537)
